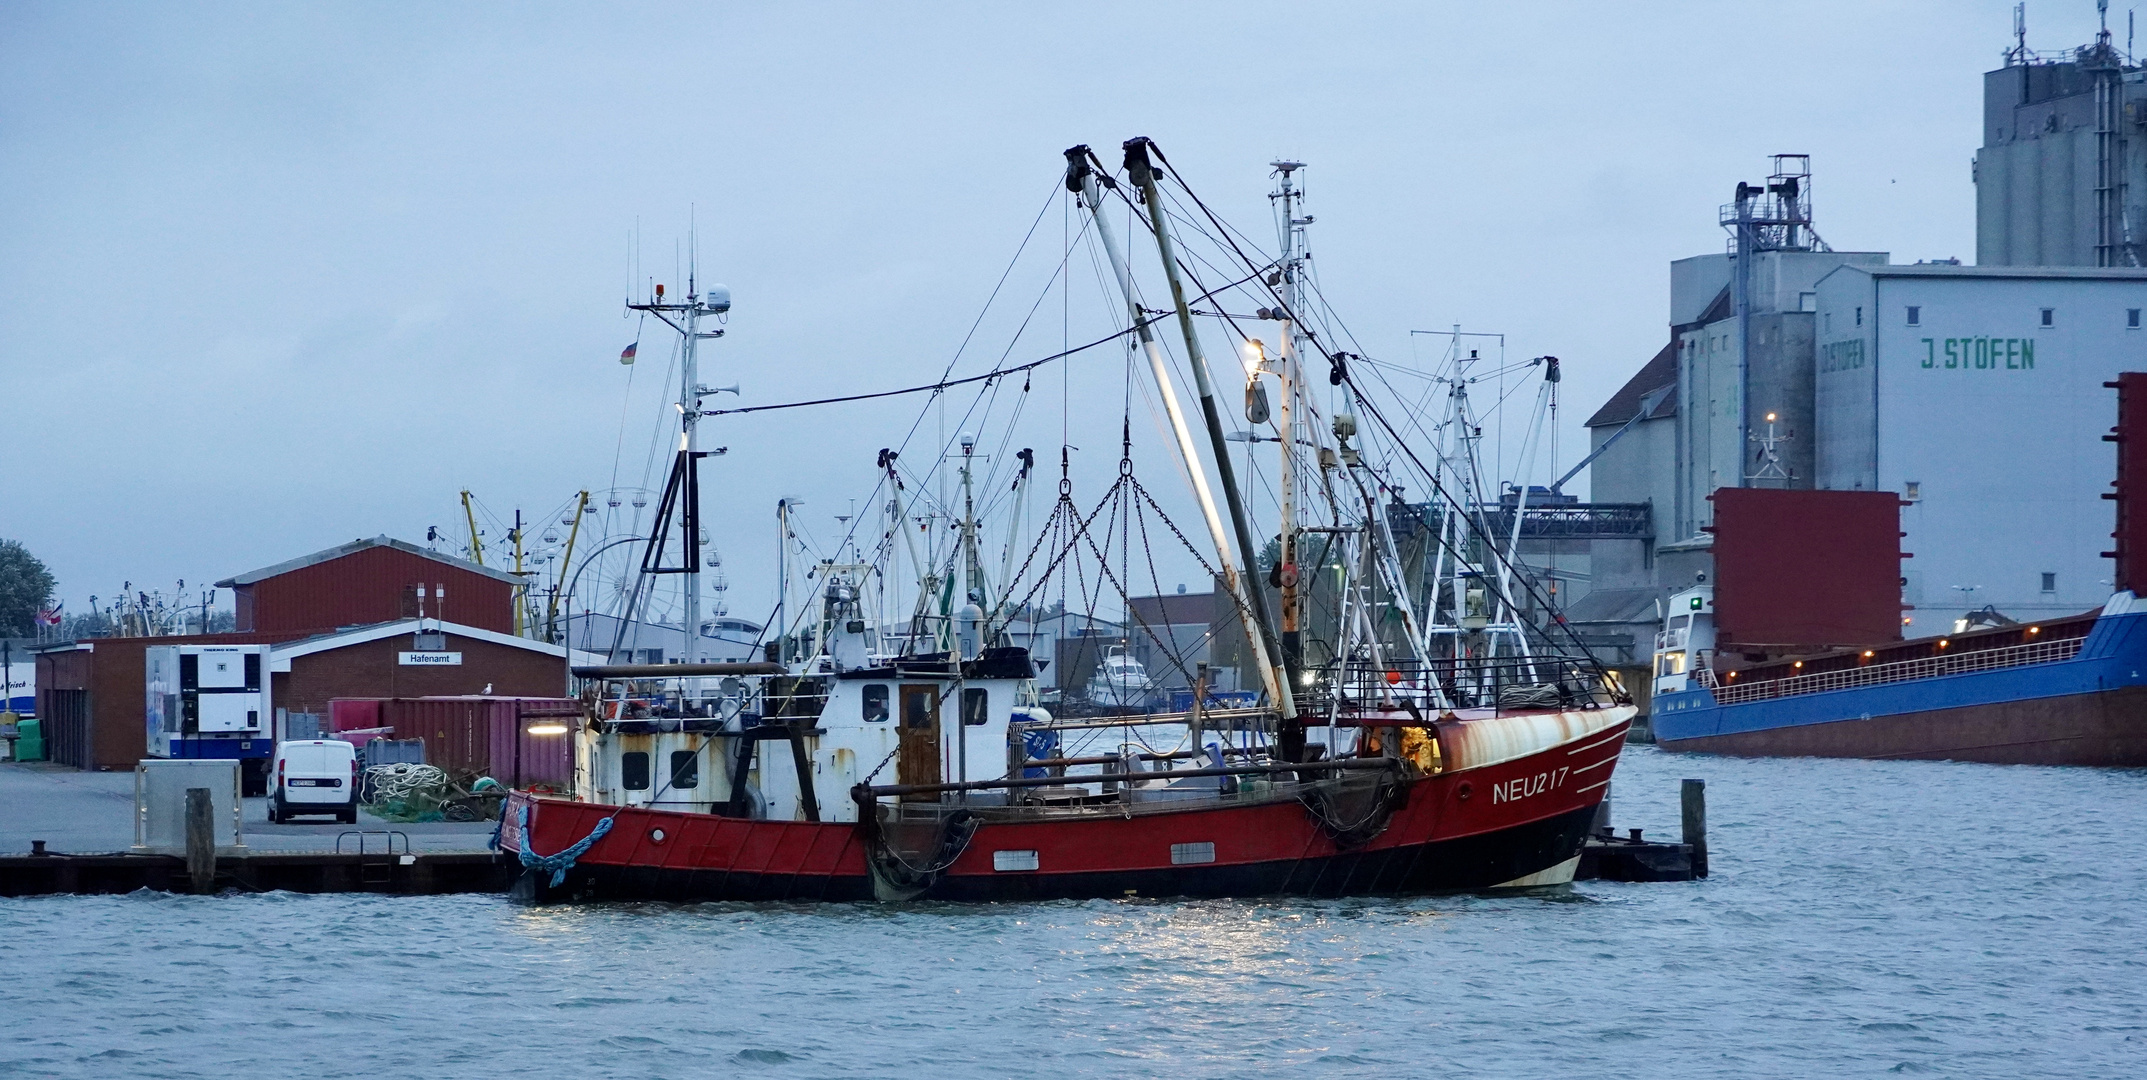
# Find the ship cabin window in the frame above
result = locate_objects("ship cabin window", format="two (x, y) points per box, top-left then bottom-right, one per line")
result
(670, 750), (699, 789)
(1657, 651), (1686, 678)
(2042, 572), (2057, 593)
(862, 683), (890, 723)
(962, 686), (990, 726)
(621, 751), (651, 791)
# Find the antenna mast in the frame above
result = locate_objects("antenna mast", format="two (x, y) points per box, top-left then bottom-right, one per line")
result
(623, 270), (732, 664)
(1271, 159), (1308, 688)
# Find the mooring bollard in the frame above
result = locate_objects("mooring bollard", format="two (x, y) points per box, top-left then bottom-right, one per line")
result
(185, 787), (215, 894)
(1681, 778), (1709, 878)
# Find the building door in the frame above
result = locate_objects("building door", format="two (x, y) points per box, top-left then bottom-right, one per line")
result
(896, 684), (941, 800)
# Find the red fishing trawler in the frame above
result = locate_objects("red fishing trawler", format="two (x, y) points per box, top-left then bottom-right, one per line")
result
(504, 138), (1635, 903)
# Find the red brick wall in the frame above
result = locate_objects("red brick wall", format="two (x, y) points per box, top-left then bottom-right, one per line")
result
(276, 631), (566, 718)
(236, 546), (514, 636)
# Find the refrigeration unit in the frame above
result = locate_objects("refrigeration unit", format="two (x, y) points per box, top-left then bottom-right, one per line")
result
(146, 644), (273, 796)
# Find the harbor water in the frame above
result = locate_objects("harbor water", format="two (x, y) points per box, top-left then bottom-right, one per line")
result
(3, 745), (2142, 1078)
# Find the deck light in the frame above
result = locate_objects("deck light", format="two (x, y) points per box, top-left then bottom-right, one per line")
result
(525, 721), (569, 736)
(1938, 639), (1949, 648)
(2028, 626), (2041, 635)
(1863, 650), (1875, 658)
(1793, 661), (1803, 669)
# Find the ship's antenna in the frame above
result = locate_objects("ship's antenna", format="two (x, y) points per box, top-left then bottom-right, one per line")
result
(2013, 2), (2026, 64)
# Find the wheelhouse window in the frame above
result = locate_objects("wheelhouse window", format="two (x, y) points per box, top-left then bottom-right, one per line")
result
(621, 751), (651, 791)
(862, 683), (890, 723)
(962, 686), (990, 726)
(669, 750), (699, 789)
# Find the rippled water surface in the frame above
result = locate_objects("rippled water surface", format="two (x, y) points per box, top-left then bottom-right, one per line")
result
(4, 746), (2144, 1078)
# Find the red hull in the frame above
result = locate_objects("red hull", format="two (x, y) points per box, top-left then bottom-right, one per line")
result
(502, 721), (1629, 903)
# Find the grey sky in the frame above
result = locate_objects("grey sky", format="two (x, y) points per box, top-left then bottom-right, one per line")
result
(1, 1), (2089, 623)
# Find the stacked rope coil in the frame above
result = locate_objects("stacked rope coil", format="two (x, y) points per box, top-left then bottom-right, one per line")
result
(362, 763), (451, 822)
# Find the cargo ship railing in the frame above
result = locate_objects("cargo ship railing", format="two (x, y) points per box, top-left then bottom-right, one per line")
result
(1712, 635), (2086, 705)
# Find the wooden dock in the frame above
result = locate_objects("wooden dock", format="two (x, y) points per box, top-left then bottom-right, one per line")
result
(0, 847), (516, 897)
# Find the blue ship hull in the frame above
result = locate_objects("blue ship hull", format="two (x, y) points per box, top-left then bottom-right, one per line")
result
(1652, 610), (2147, 766)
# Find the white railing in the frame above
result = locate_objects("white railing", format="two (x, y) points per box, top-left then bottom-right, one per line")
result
(1711, 636), (2086, 706)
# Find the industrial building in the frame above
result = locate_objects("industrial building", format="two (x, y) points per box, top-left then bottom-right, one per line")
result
(33, 536), (582, 770)
(1577, 20), (2147, 695)
(561, 611), (765, 666)
(1975, 14), (2147, 267)
(1813, 262), (2147, 627)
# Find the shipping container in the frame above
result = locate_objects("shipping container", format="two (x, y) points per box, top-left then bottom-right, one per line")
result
(332, 696), (578, 790)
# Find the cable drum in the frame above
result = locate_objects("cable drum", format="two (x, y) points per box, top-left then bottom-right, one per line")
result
(1496, 684), (1566, 710)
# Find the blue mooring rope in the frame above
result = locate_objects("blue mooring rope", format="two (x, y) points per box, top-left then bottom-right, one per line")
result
(514, 802), (614, 888)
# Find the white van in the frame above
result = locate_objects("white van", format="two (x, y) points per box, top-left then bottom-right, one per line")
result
(267, 740), (359, 824)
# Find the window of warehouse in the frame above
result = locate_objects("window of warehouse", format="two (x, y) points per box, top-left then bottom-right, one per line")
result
(1906, 306), (1920, 326)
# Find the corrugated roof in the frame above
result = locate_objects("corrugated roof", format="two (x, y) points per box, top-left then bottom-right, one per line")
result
(215, 535), (523, 588)
(1584, 341), (1679, 428)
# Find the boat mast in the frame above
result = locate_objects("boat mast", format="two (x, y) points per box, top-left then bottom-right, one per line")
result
(776, 497), (794, 664)
(624, 273), (729, 665)
(1063, 146), (1285, 714)
(1272, 160), (1306, 683)
(1121, 137), (1297, 726)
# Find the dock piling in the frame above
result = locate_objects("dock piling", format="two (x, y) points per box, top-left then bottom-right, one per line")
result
(184, 788), (215, 894)
(1681, 778), (1709, 878)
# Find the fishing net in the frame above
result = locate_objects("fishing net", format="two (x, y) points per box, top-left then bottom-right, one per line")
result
(361, 763), (451, 822)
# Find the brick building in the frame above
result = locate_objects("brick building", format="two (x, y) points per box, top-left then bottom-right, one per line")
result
(271, 620), (572, 719)
(34, 535), (574, 770)
(219, 535), (519, 636)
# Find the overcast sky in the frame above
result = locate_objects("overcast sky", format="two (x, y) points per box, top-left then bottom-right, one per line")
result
(1, 1), (2108, 626)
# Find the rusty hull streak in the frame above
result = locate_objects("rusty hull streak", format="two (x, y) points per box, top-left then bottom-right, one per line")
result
(1435, 706), (1635, 773)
